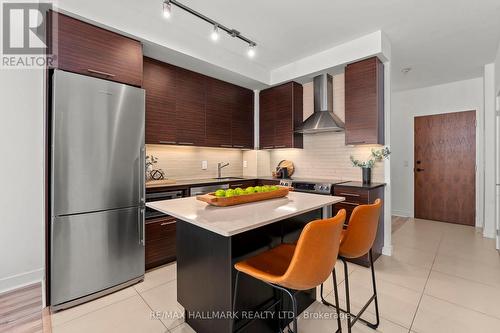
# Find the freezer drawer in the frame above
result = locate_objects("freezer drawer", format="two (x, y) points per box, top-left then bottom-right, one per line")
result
(51, 207), (145, 307)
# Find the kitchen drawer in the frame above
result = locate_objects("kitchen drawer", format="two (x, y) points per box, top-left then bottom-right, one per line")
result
(333, 202), (358, 224)
(145, 237), (176, 270)
(145, 216), (176, 270)
(257, 179), (281, 186)
(146, 216), (176, 241)
(229, 180), (257, 189)
(334, 187), (369, 204)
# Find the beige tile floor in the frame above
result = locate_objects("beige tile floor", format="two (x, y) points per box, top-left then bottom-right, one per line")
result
(49, 217), (500, 333)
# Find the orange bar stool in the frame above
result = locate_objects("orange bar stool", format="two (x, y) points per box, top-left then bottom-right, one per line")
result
(232, 210), (346, 333)
(321, 199), (383, 333)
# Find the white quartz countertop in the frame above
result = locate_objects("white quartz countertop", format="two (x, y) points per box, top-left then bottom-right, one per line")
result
(146, 192), (345, 237)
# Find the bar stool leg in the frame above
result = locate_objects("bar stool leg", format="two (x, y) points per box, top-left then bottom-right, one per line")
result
(342, 258), (352, 333)
(368, 249), (380, 329)
(332, 269), (342, 333)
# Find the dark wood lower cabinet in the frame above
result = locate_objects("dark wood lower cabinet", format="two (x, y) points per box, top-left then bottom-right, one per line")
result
(333, 183), (385, 267)
(145, 216), (176, 270)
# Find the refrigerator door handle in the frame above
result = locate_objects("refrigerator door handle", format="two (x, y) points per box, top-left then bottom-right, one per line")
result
(138, 208), (145, 246)
(140, 147), (145, 204)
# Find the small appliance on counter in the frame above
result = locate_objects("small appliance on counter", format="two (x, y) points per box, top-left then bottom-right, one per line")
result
(273, 160), (294, 179)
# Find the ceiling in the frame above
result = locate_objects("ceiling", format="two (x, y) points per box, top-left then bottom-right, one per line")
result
(58, 0), (500, 91)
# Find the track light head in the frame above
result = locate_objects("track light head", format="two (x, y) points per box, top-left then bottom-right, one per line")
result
(163, 0), (172, 19)
(247, 43), (256, 58)
(210, 25), (220, 42)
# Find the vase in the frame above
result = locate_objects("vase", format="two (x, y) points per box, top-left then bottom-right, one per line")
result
(362, 167), (372, 185)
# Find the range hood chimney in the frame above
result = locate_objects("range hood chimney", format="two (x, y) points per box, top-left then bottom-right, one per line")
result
(295, 73), (345, 134)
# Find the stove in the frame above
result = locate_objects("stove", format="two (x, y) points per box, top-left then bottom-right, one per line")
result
(279, 178), (347, 195)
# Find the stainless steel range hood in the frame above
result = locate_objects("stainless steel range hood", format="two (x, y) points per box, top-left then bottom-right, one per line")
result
(295, 73), (345, 134)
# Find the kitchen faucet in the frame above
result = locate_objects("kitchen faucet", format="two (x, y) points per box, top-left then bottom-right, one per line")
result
(217, 162), (230, 178)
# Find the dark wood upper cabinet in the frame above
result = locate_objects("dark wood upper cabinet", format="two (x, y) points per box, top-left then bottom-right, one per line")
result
(175, 68), (206, 146)
(231, 88), (254, 149)
(49, 11), (143, 87)
(206, 79), (234, 147)
(345, 57), (384, 145)
(144, 57), (177, 144)
(259, 82), (303, 149)
(143, 57), (254, 149)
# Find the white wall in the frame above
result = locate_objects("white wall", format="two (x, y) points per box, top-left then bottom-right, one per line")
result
(0, 69), (45, 292)
(484, 64), (496, 238)
(391, 78), (484, 226)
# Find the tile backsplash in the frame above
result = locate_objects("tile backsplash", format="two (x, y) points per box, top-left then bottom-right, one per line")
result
(268, 73), (385, 182)
(146, 145), (243, 180)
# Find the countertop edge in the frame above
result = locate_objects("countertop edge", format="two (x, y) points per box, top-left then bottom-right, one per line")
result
(146, 195), (345, 237)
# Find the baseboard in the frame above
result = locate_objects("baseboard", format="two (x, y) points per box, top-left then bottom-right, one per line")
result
(382, 245), (393, 256)
(0, 268), (44, 294)
(391, 209), (412, 217)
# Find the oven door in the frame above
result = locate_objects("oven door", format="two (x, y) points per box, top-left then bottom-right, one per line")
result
(145, 190), (184, 219)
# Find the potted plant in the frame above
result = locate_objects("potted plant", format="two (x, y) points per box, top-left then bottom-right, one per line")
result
(350, 147), (390, 184)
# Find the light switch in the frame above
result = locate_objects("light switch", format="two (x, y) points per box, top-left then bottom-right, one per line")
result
(202, 161), (208, 170)
(243, 160), (248, 168)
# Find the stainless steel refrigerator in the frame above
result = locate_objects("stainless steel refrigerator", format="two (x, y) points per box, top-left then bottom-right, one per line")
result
(50, 70), (146, 310)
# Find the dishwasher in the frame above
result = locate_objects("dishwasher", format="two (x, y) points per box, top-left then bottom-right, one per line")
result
(190, 184), (230, 196)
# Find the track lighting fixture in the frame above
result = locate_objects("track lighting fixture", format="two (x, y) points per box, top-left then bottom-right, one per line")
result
(162, 0), (257, 58)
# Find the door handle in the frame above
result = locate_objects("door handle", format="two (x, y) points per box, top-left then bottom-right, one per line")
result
(140, 147), (145, 204)
(138, 208), (145, 246)
(87, 69), (115, 77)
(415, 168), (425, 172)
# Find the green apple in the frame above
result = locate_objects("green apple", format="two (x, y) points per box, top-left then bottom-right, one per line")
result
(262, 185), (271, 192)
(270, 186), (279, 191)
(215, 189), (226, 197)
(245, 186), (254, 194)
(254, 186), (262, 193)
(225, 189), (235, 197)
(235, 188), (245, 196)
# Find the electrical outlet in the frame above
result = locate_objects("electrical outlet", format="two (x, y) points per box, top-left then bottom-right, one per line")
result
(202, 161), (208, 170)
(243, 160), (248, 168)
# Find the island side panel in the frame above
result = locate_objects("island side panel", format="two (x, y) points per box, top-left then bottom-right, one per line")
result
(177, 220), (233, 333)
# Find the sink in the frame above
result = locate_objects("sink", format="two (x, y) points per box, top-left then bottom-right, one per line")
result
(212, 177), (245, 181)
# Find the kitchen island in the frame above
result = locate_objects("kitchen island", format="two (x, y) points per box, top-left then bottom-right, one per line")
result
(147, 192), (344, 333)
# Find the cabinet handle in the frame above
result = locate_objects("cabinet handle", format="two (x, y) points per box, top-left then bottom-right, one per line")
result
(348, 141), (366, 145)
(231, 184), (244, 187)
(220, 144), (233, 148)
(274, 145), (287, 148)
(87, 69), (115, 77)
(262, 146), (274, 149)
(160, 221), (176, 226)
(159, 140), (177, 144)
(339, 192), (360, 197)
(341, 202), (360, 206)
(178, 142), (194, 145)
(232, 145), (244, 148)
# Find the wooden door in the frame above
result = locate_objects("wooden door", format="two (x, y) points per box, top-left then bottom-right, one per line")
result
(414, 111), (476, 225)
(175, 68), (206, 146)
(143, 57), (177, 144)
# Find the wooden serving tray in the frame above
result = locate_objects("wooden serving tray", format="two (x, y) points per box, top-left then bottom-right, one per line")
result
(197, 186), (290, 207)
